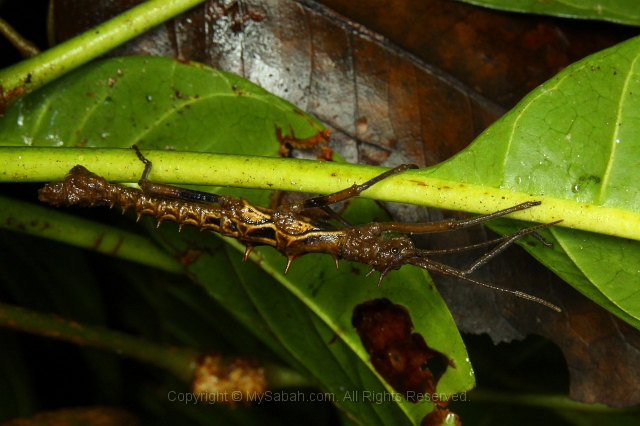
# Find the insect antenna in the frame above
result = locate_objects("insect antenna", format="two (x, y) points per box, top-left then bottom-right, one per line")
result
(371, 201), (550, 234)
(414, 220), (562, 275)
(409, 257), (561, 312)
(406, 221), (562, 311)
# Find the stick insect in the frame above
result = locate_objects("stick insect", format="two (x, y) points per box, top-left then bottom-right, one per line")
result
(38, 146), (562, 312)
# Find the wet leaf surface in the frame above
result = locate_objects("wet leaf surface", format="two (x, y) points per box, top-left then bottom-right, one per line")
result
(422, 35), (640, 405)
(424, 34), (640, 325)
(0, 57), (325, 155)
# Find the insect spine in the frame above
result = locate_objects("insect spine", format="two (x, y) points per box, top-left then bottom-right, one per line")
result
(38, 148), (562, 312)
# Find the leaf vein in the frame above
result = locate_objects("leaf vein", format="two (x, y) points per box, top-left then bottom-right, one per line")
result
(599, 54), (640, 202)
(504, 73), (570, 183)
(129, 92), (294, 146)
(74, 92), (110, 144)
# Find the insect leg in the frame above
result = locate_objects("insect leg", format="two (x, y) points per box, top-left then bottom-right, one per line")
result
(320, 206), (352, 227)
(416, 221), (560, 275)
(410, 257), (561, 312)
(132, 145), (220, 203)
(283, 164), (417, 227)
(299, 164), (419, 210)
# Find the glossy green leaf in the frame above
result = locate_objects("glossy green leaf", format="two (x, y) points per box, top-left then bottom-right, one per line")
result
(454, 0), (640, 26)
(0, 56), (322, 158)
(0, 56), (473, 425)
(425, 35), (640, 328)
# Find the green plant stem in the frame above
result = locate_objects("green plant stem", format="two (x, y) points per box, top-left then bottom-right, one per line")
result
(0, 301), (198, 382)
(2, 146), (640, 242)
(0, 0), (206, 101)
(0, 302), (311, 389)
(0, 195), (184, 274)
(469, 388), (640, 413)
(0, 17), (40, 58)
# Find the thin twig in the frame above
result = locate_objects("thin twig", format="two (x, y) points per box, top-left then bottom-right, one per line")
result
(0, 17), (40, 58)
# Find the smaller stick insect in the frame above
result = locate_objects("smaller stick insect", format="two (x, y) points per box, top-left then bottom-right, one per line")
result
(39, 146), (562, 312)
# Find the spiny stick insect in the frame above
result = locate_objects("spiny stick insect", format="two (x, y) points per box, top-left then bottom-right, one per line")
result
(38, 146), (562, 312)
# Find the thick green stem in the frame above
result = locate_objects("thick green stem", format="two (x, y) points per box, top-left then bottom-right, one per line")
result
(0, 0), (206, 102)
(0, 195), (184, 274)
(1, 146), (640, 242)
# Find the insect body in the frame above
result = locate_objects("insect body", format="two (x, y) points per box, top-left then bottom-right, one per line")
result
(38, 147), (561, 311)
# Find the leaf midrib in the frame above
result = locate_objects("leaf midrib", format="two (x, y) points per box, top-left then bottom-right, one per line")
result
(599, 52), (640, 202)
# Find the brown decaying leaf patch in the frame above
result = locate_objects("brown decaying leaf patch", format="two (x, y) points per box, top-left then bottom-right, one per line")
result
(275, 123), (331, 157)
(0, 85), (25, 116)
(352, 298), (452, 403)
(318, 145), (334, 161)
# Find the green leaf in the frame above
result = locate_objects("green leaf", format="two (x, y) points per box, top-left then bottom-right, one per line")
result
(454, 0), (640, 26)
(0, 56), (323, 156)
(150, 222), (471, 425)
(0, 56), (473, 425)
(425, 35), (640, 328)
